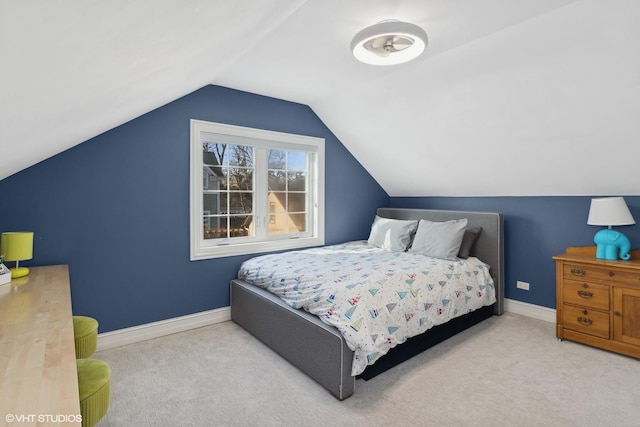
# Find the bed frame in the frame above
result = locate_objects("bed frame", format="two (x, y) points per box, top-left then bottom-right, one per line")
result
(231, 208), (504, 400)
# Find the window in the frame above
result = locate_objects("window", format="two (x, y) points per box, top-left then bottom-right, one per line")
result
(190, 120), (324, 259)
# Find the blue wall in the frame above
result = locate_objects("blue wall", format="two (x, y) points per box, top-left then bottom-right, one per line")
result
(391, 196), (640, 309)
(0, 85), (389, 332)
(3, 84), (638, 330)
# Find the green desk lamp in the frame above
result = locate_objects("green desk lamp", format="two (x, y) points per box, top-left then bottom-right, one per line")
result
(0, 232), (34, 278)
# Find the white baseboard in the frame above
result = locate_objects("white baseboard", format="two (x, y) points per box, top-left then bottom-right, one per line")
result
(504, 298), (556, 323)
(97, 306), (231, 351)
(96, 299), (554, 351)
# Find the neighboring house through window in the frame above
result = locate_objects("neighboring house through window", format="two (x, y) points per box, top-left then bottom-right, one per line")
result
(190, 120), (325, 259)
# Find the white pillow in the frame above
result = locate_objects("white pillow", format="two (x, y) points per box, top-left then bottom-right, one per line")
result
(408, 218), (468, 260)
(367, 216), (418, 252)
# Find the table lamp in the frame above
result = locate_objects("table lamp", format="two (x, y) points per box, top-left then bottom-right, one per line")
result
(587, 197), (635, 260)
(0, 232), (34, 278)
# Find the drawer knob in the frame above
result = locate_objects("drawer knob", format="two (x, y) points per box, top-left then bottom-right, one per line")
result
(570, 268), (586, 277)
(577, 316), (593, 325)
(608, 271), (615, 277)
(614, 311), (621, 317)
(577, 290), (593, 298)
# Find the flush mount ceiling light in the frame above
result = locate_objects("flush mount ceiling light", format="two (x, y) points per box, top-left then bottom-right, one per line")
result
(351, 20), (428, 66)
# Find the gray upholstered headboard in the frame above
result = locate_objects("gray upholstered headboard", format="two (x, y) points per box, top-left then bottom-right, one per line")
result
(377, 208), (504, 315)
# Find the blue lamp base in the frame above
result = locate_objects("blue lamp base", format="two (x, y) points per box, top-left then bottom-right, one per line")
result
(593, 229), (632, 261)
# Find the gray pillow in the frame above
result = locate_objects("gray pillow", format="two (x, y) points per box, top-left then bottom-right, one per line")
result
(367, 216), (418, 252)
(458, 226), (482, 259)
(408, 218), (468, 260)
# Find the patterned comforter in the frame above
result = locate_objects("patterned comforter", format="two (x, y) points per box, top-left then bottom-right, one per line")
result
(238, 241), (496, 376)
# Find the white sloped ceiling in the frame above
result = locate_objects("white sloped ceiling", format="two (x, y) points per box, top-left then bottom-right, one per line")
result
(1, 0), (639, 196)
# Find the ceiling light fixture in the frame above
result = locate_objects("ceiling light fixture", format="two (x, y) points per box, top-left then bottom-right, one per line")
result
(351, 20), (428, 66)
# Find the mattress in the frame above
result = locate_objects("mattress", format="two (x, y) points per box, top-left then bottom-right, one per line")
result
(238, 241), (496, 375)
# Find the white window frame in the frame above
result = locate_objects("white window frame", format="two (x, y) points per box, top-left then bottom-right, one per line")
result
(190, 119), (325, 260)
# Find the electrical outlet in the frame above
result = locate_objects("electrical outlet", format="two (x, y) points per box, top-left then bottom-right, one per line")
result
(517, 280), (530, 291)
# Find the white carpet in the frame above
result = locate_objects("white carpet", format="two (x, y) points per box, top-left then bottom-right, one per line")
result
(95, 313), (640, 426)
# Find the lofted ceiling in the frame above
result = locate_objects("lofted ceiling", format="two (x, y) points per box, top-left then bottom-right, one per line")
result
(1, 0), (639, 196)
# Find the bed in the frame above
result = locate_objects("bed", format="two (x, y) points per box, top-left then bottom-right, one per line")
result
(231, 208), (504, 400)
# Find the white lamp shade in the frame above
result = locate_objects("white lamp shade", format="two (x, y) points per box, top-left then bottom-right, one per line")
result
(587, 197), (636, 226)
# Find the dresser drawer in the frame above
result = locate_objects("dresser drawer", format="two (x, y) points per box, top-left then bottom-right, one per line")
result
(562, 305), (609, 339)
(562, 279), (609, 310)
(564, 263), (640, 287)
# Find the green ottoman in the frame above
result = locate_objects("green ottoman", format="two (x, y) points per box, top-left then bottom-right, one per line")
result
(73, 316), (98, 358)
(77, 358), (111, 427)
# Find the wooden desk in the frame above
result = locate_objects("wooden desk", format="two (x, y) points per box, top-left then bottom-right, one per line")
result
(0, 265), (81, 426)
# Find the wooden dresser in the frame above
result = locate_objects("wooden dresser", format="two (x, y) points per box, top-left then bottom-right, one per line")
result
(0, 265), (81, 427)
(554, 246), (640, 358)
